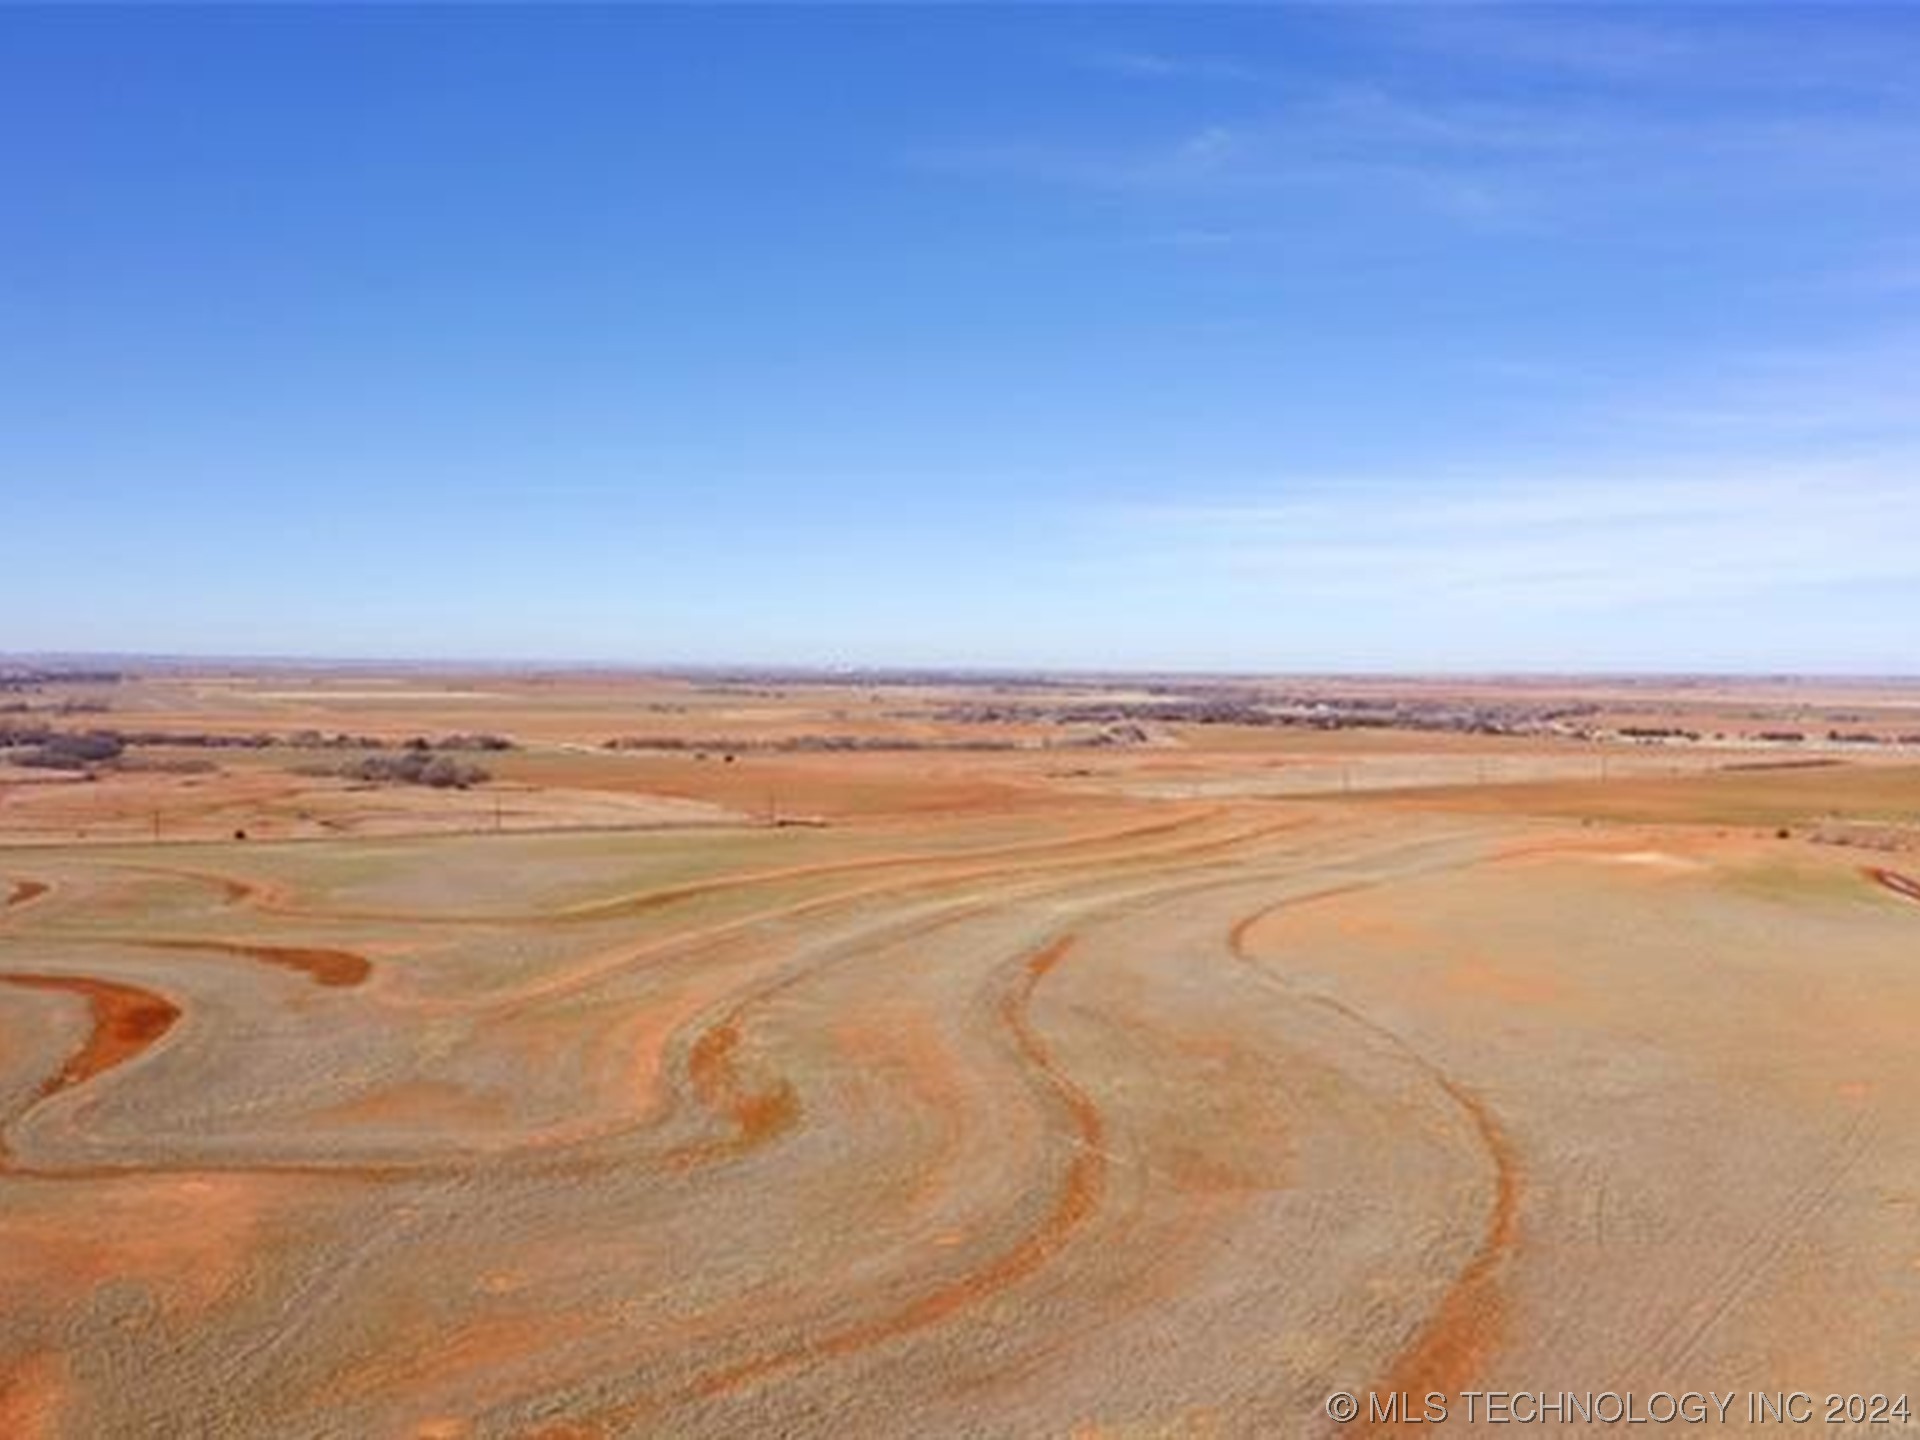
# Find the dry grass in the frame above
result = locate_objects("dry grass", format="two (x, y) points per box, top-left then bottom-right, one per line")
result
(2, 670), (1917, 1435)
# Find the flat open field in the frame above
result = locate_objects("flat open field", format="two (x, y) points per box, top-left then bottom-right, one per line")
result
(3, 668), (1919, 1436)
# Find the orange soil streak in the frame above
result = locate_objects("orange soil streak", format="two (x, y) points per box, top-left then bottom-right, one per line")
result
(499, 814), (1299, 1018)
(0, 1348), (68, 1440)
(205, 874), (256, 904)
(124, 936), (371, 987)
(0, 973), (180, 1103)
(652, 895), (1023, 1169)
(145, 829), (1295, 1189)
(663, 1018), (801, 1167)
(1226, 898), (1520, 1434)
(119, 863), (281, 908)
(463, 856), (1324, 1426)
(4, 880), (50, 910)
(1359, 1063), (1519, 1432)
(1866, 867), (1920, 905)
(692, 935), (1101, 1390)
(1225, 881), (1375, 957)
(16, 843), (1261, 1185)
(831, 1005), (970, 1218)
(644, 822), (1293, 1168)
(204, 809), (1227, 929)
(17, 828), (1267, 1186)
(551, 812), (1218, 926)
(607, 934), (1104, 1421)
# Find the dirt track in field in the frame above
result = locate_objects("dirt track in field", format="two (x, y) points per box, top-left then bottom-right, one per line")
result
(1866, 866), (1920, 905)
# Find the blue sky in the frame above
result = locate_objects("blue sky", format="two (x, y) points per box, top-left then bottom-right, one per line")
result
(5, 5), (1918, 672)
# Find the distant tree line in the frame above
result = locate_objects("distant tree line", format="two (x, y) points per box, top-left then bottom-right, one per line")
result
(296, 749), (490, 789)
(0, 668), (124, 691)
(602, 734), (1021, 755)
(1, 723), (512, 781)
(929, 696), (1580, 736)
(8, 731), (125, 770)
(0, 699), (112, 715)
(601, 727), (1159, 754)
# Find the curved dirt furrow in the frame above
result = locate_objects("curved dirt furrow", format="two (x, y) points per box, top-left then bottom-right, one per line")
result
(203, 890), (1126, 1431)
(1, 824), (1284, 1186)
(1866, 866), (1920, 906)
(114, 936), (372, 988)
(450, 871), (1278, 1430)
(6, 823), (1378, 1191)
(15, 816), (1465, 1431)
(649, 895), (1124, 1172)
(632, 817), (1400, 1176)
(526, 821), (1305, 1198)
(660, 1017), (802, 1169)
(153, 810), (1227, 928)
(7, 851), (1185, 1183)
(1226, 894), (1520, 1432)
(0, 973), (182, 1161)
(5, 879), (51, 912)
(1, 974), (181, 1100)
(604, 934), (1103, 1423)
(195, 873), (1221, 1430)
(1339, 996), (1518, 1429)
(116, 863), (290, 909)
(548, 810), (1225, 926)
(634, 817), (1318, 1173)
(487, 813), (1304, 1018)
(49, 819), (1472, 1431)
(594, 850), (1362, 1431)
(537, 846), (1371, 1413)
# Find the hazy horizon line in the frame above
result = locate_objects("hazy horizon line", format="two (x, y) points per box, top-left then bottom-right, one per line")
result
(7, 650), (1919, 685)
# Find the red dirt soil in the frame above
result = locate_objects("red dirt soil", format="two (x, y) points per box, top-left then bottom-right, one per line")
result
(124, 937), (371, 988)
(10, 672), (1920, 1434)
(4, 880), (50, 911)
(631, 934), (1105, 1416)
(0, 974), (181, 1104)
(1866, 867), (1920, 905)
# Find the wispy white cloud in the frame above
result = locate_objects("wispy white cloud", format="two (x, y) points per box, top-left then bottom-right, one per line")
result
(921, 91), (1920, 196)
(1091, 320), (1920, 617)
(1605, 334), (1920, 441)
(1080, 50), (1261, 84)
(908, 98), (1554, 229)
(914, 32), (1920, 234)
(1097, 454), (1920, 614)
(1362, 6), (1920, 101)
(906, 11), (1920, 668)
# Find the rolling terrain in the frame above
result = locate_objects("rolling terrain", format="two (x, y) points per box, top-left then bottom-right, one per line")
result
(3, 669), (1918, 1436)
